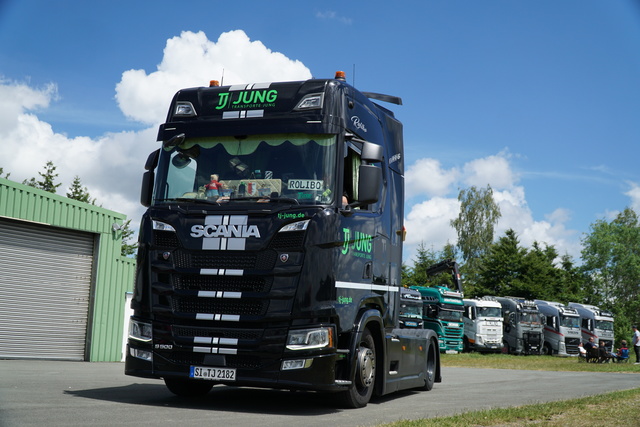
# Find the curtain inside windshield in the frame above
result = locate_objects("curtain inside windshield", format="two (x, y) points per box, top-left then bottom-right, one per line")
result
(155, 134), (336, 204)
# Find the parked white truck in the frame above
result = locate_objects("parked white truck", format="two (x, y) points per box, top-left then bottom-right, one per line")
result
(568, 302), (615, 352)
(534, 300), (582, 356)
(462, 297), (503, 353)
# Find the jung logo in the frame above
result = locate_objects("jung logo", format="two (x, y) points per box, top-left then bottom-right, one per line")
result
(191, 215), (260, 250)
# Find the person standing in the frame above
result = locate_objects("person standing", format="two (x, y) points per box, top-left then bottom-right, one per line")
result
(633, 326), (640, 364)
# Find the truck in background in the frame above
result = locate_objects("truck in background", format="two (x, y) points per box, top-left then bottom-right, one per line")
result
(399, 288), (424, 329)
(534, 300), (582, 356)
(494, 297), (543, 355)
(124, 72), (441, 408)
(568, 302), (615, 352)
(412, 259), (465, 353)
(462, 297), (503, 353)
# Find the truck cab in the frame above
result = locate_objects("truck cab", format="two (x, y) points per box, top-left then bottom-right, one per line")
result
(568, 302), (615, 352)
(124, 72), (441, 408)
(412, 260), (464, 353)
(494, 297), (543, 355)
(535, 300), (581, 356)
(462, 297), (503, 353)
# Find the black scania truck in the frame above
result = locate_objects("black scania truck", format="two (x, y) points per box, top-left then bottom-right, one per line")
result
(125, 71), (441, 408)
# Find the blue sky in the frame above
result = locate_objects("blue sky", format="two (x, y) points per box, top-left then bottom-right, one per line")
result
(1, 0), (639, 265)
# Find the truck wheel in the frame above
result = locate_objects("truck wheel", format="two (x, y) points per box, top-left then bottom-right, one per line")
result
(420, 339), (437, 391)
(338, 329), (376, 408)
(164, 378), (214, 397)
(542, 343), (552, 356)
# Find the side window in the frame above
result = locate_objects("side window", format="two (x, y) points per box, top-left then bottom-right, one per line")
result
(343, 143), (383, 211)
(343, 146), (361, 207)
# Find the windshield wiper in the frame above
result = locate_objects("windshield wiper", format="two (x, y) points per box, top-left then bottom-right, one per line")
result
(157, 197), (219, 204)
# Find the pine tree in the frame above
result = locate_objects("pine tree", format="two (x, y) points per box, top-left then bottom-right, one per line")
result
(23, 161), (61, 193)
(67, 176), (96, 205)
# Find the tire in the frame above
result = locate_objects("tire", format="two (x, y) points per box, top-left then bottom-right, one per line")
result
(501, 341), (510, 354)
(420, 338), (437, 391)
(337, 328), (377, 408)
(541, 343), (553, 356)
(164, 378), (214, 397)
(463, 336), (470, 353)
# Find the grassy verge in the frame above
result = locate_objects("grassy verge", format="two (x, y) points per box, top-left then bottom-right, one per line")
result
(379, 353), (640, 426)
(440, 352), (639, 373)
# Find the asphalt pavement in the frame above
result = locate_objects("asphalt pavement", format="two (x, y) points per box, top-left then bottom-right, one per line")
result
(1, 359), (638, 426)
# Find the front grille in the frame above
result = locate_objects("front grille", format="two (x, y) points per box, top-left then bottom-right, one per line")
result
(269, 230), (305, 250)
(166, 352), (266, 369)
(174, 275), (272, 293)
(154, 230), (180, 247)
(444, 327), (464, 338)
(173, 250), (277, 270)
(172, 326), (263, 341)
(172, 297), (267, 316)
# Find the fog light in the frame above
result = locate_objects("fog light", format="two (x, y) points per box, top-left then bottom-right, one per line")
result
(281, 359), (312, 371)
(129, 347), (153, 361)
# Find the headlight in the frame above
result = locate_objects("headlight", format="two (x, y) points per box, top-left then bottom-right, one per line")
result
(280, 219), (309, 233)
(153, 220), (175, 232)
(286, 327), (334, 350)
(129, 319), (152, 342)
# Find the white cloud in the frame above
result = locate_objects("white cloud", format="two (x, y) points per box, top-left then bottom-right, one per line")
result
(406, 158), (459, 198)
(625, 181), (640, 213)
(1, 30), (313, 234)
(115, 30), (312, 125)
(315, 11), (353, 25)
(462, 152), (518, 189)
(403, 152), (581, 266)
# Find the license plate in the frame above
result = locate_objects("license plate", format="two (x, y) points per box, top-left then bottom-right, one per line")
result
(189, 366), (236, 381)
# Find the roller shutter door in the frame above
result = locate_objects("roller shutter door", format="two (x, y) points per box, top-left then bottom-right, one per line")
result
(0, 218), (95, 360)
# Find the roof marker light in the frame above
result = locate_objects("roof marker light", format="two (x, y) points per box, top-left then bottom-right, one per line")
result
(210, 80), (220, 87)
(335, 71), (346, 81)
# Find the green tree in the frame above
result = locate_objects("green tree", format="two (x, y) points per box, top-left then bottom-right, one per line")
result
(450, 185), (501, 287)
(66, 176), (96, 205)
(581, 207), (640, 342)
(120, 220), (137, 257)
(474, 229), (526, 297)
(23, 161), (61, 193)
(0, 167), (10, 179)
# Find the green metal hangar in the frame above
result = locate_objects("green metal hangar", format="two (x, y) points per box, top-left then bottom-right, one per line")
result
(0, 178), (135, 362)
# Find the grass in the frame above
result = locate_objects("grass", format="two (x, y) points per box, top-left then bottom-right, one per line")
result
(440, 352), (639, 373)
(378, 353), (640, 426)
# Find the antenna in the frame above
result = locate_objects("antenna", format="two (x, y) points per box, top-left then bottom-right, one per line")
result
(221, 68), (225, 86)
(352, 64), (356, 86)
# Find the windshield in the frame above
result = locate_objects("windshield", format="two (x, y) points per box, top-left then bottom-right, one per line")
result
(520, 312), (541, 324)
(477, 306), (501, 318)
(596, 320), (614, 331)
(153, 134), (337, 205)
(400, 304), (423, 319)
(561, 315), (580, 328)
(440, 309), (463, 322)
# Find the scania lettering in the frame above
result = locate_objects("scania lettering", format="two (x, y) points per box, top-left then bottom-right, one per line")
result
(494, 297), (543, 355)
(568, 302), (615, 352)
(535, 300), (581, 356)
(125, 72), (441, 408)
(412, 260), (465, 354)
(462, 297), (503, 353)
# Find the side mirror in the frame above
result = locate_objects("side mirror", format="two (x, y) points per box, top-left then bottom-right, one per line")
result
(140, 171), (154, 207)
(356, 164), (381, 205)
(361, 141), (383, 163)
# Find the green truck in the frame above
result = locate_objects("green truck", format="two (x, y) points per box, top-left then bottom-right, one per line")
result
(412, 260), (465, 353)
